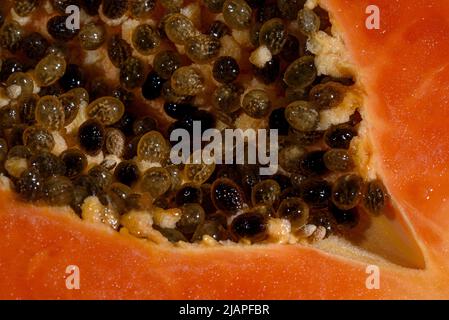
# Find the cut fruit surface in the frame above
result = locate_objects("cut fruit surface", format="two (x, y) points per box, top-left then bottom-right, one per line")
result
(1, 0), (449, 300)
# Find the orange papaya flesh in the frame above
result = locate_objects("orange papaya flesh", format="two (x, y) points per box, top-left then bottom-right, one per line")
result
(1, 0), (449, 299)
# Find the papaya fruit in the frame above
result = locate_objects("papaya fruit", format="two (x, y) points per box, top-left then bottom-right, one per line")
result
(0, 0), (449, 300)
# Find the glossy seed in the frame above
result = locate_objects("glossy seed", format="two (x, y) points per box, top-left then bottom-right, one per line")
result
(184, 157), (216, 185)
(47, 15), (79, 41)
(164, 13), (197, 45)
(324, 124), (357, 149)
(140, 167), (171, 198)
(35, 95), (65, 130)
(171, 66), (204, 96)
(6, 72), (34, 99)
(153, 50), (181, 80)
(208, 20), (230, 39)
(21, 32), (49, 60)
(0, 104), (21, 129)
(132, 116), (157, 136)
(78, 119), (105, 156)
(44, 175), (74, 206)
(299, 150), (328, 176)
(259, 18), (287, 55)
(269, 107), (289, 135)
(324, 149), (354, 172)
(16, 168), (44, 201)
(279, 144), (305, 172)
(213, 56), (240, 84)
(242, 89), (271, 118)
(0, 21), (24, 52)
(59, 93), (80, 125)
(332, 174), (363, 210)
(212, 82), (243, 113)
(309, 82), (346, 110)
(277, 197), (309, 230)
(300, 178), (332, 208)
(60, 148), (87, 178)
(34, 54), (67, 87)
(223, 0), (252, 30)
(129, 0), (156, 17)
(120, 57), (145, 89)
(297, 8), (321, 35)
(29, 152), (66, 177)
(230, 212), (267, 242)
(177, 203), (206, 236)
(59, 64), (85, 91)
(88, 165), (113, 191)
(156, 226), (188, 243)
(175, 183), (202, 205)
(23, 126), (55, 153)
(132, 24), (161, 55)
(104, 128), (125, 157)
(363, 179), (388, 215)
(137, 131), (169, 163)
(102, 0), (128, 19)
(284, 56), (317, 88)
(211, 178), (244, 213)
(253, 56), (280, 85)
(141, 71), (164, 100)
(79, 22), (106, 50)
(330, 204), (359, 228)
(251, 179), (281, 207)
(114, 160), (140, 187)
(86, 96), (125, 125)
(161, 81), (192, 104)
(185, 34), (221, 64)
(107, 35), (132, 68)
(0, 58), (23, 81)
(284, 101), (319, 132)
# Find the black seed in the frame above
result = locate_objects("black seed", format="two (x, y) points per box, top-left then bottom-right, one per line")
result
(52, 0), (80, 13)
(363, 180), (388, 215)
(21, 32), (49, 60)
(163, 102), (197, 120)
(16, 168), (44, 201)
(107, 35), (132, 68)
(332, 174), (363, 210)
(59, 64), (85, 91)
(39, 83), (64, 97)
(231, 212), (267, 242)
(0, 58), (24, 81)
(300, 178), (332, 208)
(102, 0), (128, 19)
(269, 107), (289, 135)
(112, 86), (134, 105)
(78, 119), (105, 156)
(74, 174), (100, 196)
(81, 0), (101, 15)
(211, 178), (244, 214)
(212, 56), (240, 84)
(329, 204), (359, 228)
(0, 104), (21, 129)
(113, 111), (135, 136)
(253, 56), (280, 85)
(280, 34), (300, 62)
(207, 20), (230, 39)
(175, 184), (202, 205)
(30, 152), (66, 178)
(44, 175), (74, 206)
(120, 57), (145, 89)
(299, 150), (328, 176)
(114, 160), (140, 186)
(60, 148), (87, 178)
(141, 71), (164, 100)
(256, 3), (280, 23)
(47, 15), (79, 41)
(324, 124), (357, 149)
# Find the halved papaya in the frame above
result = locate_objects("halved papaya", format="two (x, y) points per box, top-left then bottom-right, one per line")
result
(1, 0), (449, 300)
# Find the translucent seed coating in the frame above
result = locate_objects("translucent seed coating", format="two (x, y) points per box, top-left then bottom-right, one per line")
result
(44, 175), (74, 206)
(29, 152), (66, 178)
(208, 20), (230, 39)
(212, 83), (243, 113)
(251, 179), (281, 207)
(0, 104), (21, 129)
(192, 220), (229, 242)
(102, 0), (129, 19)
(132, 24), (161, 55)
(59, 92), (80, 125)
(309, 82), (346, 110)
(79, 22), (106, 50)
(60, 148), (87, 178)
(259, 18), (287, 55)
(184, 157), (216, 185)
(78, 119), (105, 156)
(34, 54), (67, 87)
(277, 197), (309, 230)
(332, 174), (363, 210)
(299, 150), (328, 176)
(104, 128), (125, 157)
(285, 101), (319, 132)
(6, 72), (34, 99)
(153, 50), (181, 80)
(35, 95), (65, 131)
(88, 165), (113, 191)
(160, 0), (183, 10)
(129, 0), (156, 17)
(242, 89), (271, 118)
(212, 56), (240, 84)
(175, 183), (202, 205)
(164, 13), (197, 45)
(177, 203), (206, 236)
(107, 35), (132, 68)
(0, 21), (24, 52)
(21, 32), (49, 60)
(14, 0), (39, 16)
(223, 0), (252, 30)
(16, 168), (44, 201)
(204, 0), (226, 13)
(363, 180), (388, 215)
(230, 212), (267, 243)
(114, 160), (140, 187)
(300, 178), (332, 208)
(120, 57), (145, 89)
(86, 96), (125, 125)
(212, 178), (245, 213)
(137, 131), (169, 163)
(324, 149), (354, 172)
(279, 144), (305, 172)
(23, 126), (55, 153)
(171, 66), (205, 96)
(140, 167), (171, 198)
(185, 34), (221, 64)
(297, 8), (321, 35)
(283, 56), (317, 89)
(47, 15), (79, 41)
